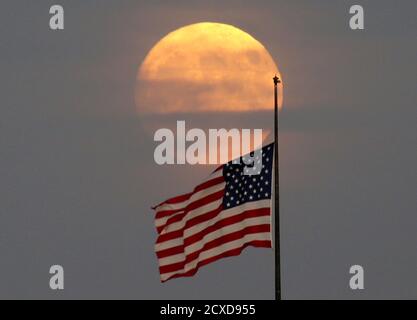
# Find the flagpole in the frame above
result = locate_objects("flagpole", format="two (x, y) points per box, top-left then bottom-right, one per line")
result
(273, 75), (281, 300)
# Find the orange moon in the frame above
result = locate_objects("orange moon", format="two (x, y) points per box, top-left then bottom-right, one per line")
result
(136, 22), (283, 114)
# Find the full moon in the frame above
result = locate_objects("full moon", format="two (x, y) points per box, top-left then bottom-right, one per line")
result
(136, 22), (283, 114)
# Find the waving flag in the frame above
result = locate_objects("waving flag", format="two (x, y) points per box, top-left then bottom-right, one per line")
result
(153, 143), (274, 282)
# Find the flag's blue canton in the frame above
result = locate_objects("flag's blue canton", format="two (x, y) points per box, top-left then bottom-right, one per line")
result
(222, 144), (274, 210)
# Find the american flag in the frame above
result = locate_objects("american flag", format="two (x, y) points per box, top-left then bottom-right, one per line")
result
(153, 143), (274, 282)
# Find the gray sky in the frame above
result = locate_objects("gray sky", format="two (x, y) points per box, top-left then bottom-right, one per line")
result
(0, 0), (416, 299)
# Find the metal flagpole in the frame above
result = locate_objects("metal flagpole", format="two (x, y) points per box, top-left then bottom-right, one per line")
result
(273, 75), (281, 300)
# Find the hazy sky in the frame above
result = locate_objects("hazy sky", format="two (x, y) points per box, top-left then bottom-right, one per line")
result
(0, 0), (416, 299)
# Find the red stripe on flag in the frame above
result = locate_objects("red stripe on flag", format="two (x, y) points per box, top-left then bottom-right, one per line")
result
(153, 192), (192, 209)
(155, 207), (184, 220)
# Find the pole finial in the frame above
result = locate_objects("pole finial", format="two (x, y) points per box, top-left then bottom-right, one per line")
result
(273, 74), (281, 85)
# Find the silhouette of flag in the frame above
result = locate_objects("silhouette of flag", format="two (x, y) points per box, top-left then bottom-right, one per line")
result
(153, 143), (274, 282)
